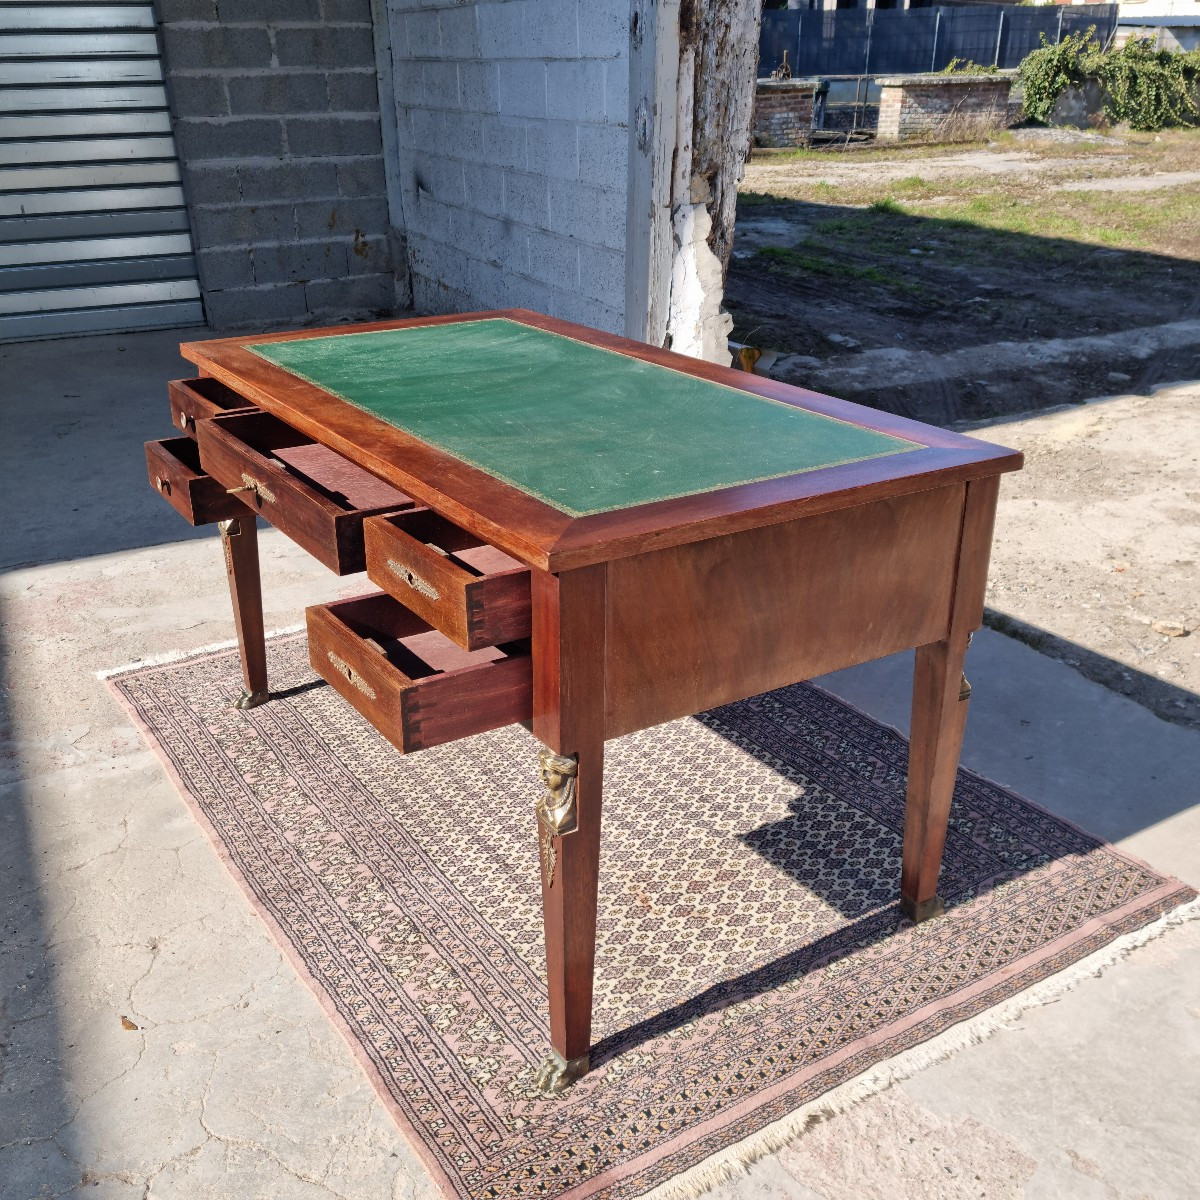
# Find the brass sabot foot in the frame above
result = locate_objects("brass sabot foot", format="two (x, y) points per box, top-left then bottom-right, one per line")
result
(900, 894), (946, 924)
(535, 1050), (589, 1094)
(234, 688), (270, 710)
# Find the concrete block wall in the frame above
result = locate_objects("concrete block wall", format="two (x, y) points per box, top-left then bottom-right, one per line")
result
(155, 0), (402, 329)
(876, 75), (1012, 143)
(752, 80), (818, 149)
(385, 0), (630, 334)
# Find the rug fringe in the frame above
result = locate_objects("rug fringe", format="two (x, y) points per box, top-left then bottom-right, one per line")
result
(96, 624), (306, 680)
(637, 894), (1200, 1200)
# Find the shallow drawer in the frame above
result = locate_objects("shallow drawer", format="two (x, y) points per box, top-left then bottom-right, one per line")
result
(364, 509), (532, 651)
(197, 411), (414, 574)
(145, 436), (248, 527)
(307, 592), (532, 753)
(168, 376), (255, 436)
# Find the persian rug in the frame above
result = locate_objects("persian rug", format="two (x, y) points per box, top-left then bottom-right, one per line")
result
(108, 635), (1195, 1200)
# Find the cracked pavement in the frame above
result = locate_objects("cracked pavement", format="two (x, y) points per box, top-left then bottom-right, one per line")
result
(1, 329), (1197, 1198)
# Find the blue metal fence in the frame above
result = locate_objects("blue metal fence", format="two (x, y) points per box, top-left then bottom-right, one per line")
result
(760, 4), (1118, 78)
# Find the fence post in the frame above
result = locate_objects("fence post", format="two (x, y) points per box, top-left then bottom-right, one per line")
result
(993, 10), (1004, 67)
(1056, 6), (1064, 44)
(864, 10), (873, 77)
(930, 9), (941, 72)
(796, 12), (802, 77)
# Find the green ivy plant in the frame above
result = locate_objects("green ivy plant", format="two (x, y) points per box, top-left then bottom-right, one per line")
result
(939, 58), (999, 76)
(1018, 30), (1200, 131)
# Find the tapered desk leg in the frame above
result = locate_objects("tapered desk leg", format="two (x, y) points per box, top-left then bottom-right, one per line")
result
(530, 564), (606, 1093)
(218, 514), (269, 709)
(899, 475), (1001, 922)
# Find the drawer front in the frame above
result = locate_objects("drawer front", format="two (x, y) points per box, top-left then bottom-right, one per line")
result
(168, 376), (255, 437)
(146, 437), (248, 526)
(197, 411), (414, 574)
(306, 592), (532, 753)
(364, 510), (532, 651)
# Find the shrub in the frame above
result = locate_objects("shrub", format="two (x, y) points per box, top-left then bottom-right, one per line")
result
(1018, 30), (1200, 131)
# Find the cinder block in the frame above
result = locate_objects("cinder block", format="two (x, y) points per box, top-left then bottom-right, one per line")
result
(295, 195), (389, 238)
(174, 117), (285, 162)
(460, 61), (500, 115)
(408, 233), (469, 292)
(476, 115), (527, 170)
(228, 73), (330, 117)
(392, 60), (426, 108)
(463, 164), (506, 219)
(192, 200), (295, 247)
(285, 116), (383, 158)
(337, 157), (387, 198)
(182, 163), (241, 205)
(605, 59), (629, 126)
(226, 0), (321, 19)
(413, 274), (471, 318)
(548, 178), (624, 250)
(320, 0), (371, 21)
(477, 1), (526, 60)
(410, 106), (445, 151)
(305, 272), (395, 314)
(326, 70), (380, 113)
(274, 25), (375, 69)
(438, 109), (480, 161)
(413, 150), (465, 205)
(405, 8), (441, 57)
(547, 285), (622, 334)
(422, 60), (462, 110)
(454, 210), (527, 273)
(576, 243), (624, 306)
(253, 239), (349, 284)
(577, 121), (625, 188)
(163, 26), (272, 69)
(499, 272), (552, 316)
(524, 0), (578, 60)
(345, 229), (389, 273)
(438, 5), (480, 58)
(527, 119), (577, 180)
(526, 227), (578, 289)
(577, 0), (627, 61)
(165, 74), (228, 120)
(154, 0), (217, 22)
(546, 60), (605, 123)
(502, 168), (549, 228)
(498, 61), (546, 119)
(239, 159), (339, 203)
(196, 245), (254, 290)
(407, 193), (454, 242)
(203, 283), (306, 330)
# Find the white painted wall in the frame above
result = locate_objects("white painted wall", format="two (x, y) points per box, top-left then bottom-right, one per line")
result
(380, 0), (630, 334)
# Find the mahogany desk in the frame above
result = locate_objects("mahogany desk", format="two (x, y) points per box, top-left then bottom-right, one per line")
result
(145, 309), (1022, 1092)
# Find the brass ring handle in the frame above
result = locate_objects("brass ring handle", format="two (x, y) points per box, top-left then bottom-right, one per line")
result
(155, 475), (170, 495)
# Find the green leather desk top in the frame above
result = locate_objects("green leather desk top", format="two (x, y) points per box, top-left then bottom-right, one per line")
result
(247, 318), (918, 517)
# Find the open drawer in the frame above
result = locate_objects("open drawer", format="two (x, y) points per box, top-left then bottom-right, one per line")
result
(364, 509), (531, 651)
(169, 376), (255, 436)
(146, 436), (249, 526)
(197, 411), (414, 574)
(307, 592), (532, 753)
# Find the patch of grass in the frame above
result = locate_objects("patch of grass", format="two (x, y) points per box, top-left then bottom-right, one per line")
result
(739, 190), (773, 206)
(893, 175), (931, 192)
(757, 244), (924, 294)
(869, 196), (907, 214)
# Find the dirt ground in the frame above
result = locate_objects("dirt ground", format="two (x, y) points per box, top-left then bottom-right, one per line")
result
(729, 128), (1200, 423)
(731, 129), (1200, 728)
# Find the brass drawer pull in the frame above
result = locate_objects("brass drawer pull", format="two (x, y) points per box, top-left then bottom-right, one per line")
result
(226, 473), (275, 504)
(327, 651), (377, 700)
(155, 475), (171, 495)
(387, 559), (439, 601)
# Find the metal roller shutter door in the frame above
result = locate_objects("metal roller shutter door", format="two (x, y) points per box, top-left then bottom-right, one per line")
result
(0, 2), (204, 342)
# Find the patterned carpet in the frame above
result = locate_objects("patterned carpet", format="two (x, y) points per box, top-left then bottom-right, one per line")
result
(110, 636), (1194, 1200)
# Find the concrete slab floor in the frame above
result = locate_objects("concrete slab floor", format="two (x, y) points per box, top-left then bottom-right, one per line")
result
(1, 329), (1197, 1199)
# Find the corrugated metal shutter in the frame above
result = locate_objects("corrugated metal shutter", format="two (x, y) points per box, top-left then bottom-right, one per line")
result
(0, 2), (204, 342)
